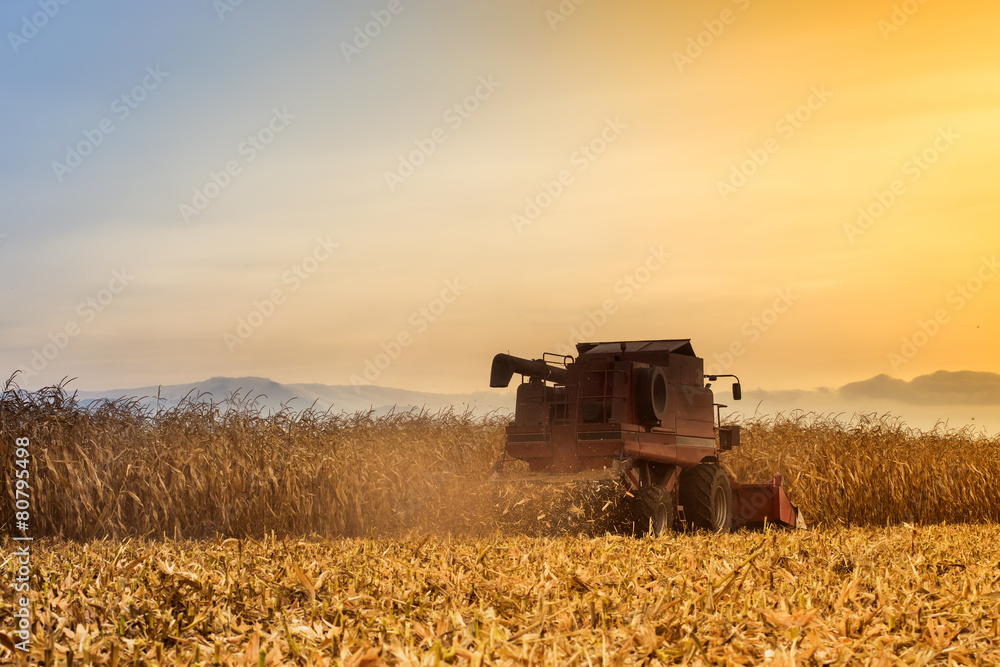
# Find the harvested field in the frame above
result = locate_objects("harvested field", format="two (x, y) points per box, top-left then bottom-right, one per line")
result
(3, 382), (1000, 664)
(4, 526), (1000, 665)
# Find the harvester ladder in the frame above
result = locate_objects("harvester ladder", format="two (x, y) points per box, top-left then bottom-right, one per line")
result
(576, 368), (628, 423)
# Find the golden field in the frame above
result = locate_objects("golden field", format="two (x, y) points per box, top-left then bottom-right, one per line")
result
(2, 381), (1000, 664)
(3, 527), (1000, 665)
(2, 381), (1000, 539)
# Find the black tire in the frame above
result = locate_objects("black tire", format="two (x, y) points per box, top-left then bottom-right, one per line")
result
(680, 464), (733, 533)
(631, 484), (673, 537)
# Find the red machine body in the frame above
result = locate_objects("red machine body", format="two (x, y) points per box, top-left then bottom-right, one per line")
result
(490, 339), (797, 532)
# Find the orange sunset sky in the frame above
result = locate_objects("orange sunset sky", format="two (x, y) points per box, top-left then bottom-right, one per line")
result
(2, 1), (998, 425)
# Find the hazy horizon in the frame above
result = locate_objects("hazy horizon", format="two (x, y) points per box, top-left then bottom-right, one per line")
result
(12, 368), (996, 436)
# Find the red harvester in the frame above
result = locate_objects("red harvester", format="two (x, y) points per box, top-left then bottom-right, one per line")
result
(490, 339), (798, 534)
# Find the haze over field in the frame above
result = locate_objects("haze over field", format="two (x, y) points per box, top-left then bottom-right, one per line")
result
(2, 1), (998, 427)
(68, 370), (1000, 435)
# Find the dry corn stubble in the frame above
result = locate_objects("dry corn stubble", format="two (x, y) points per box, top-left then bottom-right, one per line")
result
(2, 526), (1000, 665)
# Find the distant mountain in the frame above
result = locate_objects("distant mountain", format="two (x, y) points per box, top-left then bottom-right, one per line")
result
(733, 371), (1000, 434)
(73, 376), (516, 416)
(840, 371), (1000, 405)
(69, 370), (1000, 434)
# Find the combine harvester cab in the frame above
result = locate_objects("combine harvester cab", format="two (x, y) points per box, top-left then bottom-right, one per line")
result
(490, 339), (798, 534)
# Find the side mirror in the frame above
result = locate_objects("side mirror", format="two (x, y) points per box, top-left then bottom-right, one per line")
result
(732, 382), (742, 401)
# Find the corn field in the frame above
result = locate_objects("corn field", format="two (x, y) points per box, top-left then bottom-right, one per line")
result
(2, 381), (1000, 664)
(723, 412), (1000, 526)
(0, 379), (505, 541)
(2, 381), (999, 539)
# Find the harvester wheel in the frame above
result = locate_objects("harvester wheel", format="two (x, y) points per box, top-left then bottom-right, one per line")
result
(631, 484), (673, 537)
(680, 464), (733, 533)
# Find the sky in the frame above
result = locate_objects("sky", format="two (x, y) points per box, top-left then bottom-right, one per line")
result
(2, 0), (999, 421)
